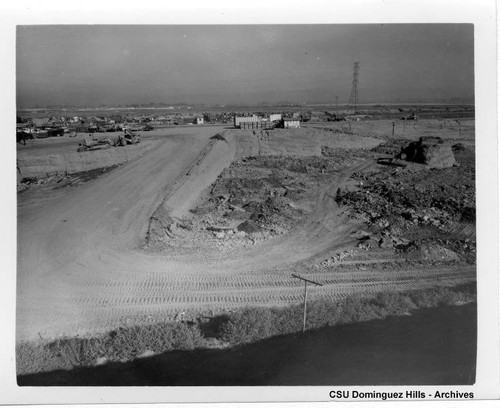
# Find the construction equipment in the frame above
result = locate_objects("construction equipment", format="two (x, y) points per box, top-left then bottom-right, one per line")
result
(77, 135), (112, 152)
(115, 129), (141, 146)
(401, 112), (419, 121)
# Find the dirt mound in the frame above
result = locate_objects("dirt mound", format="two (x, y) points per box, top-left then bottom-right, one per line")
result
(399, 137), (456, 168)
(211, 133), (227, 141)
(403, 242), (461, 263)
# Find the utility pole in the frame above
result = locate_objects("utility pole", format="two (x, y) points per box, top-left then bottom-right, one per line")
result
(348, 62), (360, 114)
(291, 274), (323, 333)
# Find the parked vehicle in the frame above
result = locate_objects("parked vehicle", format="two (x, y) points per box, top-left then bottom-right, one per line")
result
(115, 129), (141, 146)
(77, 135), (112, 152)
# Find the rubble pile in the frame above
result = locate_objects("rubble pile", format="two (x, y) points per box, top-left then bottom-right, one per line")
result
(246, 153), (358, 175)
(370, 139), (409, 156)
(318, 250), (356, 267)
(188, 153), (368, 247)
(336, 144), (475, 262)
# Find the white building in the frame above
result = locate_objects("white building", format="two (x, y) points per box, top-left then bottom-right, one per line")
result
(196, 116), (204, 125)
(283, 118), (301, 129)
(234, 115), (260, 127)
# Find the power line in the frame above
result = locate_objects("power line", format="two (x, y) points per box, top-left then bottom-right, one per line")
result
(348, 62), (360, 113)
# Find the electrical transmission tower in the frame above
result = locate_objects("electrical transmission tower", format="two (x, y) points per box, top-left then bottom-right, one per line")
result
(348, 62), (360, 113)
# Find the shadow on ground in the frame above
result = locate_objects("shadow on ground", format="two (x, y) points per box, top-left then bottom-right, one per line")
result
(18, 303), (476, 386)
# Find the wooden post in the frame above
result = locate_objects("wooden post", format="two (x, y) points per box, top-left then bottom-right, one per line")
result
(291, 274), (323, 334)
(302, 281), (308, 333)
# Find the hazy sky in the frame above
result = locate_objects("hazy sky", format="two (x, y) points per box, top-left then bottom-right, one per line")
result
(16, 24), (474, 107)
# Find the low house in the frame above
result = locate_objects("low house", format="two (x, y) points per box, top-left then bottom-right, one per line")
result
(196, 116), (204, 125)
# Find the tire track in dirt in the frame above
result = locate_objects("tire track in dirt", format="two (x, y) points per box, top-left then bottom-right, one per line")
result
(19, 259), (475, 339)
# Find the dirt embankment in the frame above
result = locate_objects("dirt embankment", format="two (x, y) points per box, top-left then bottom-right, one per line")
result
(17, 142), (155, 177)
(147, 133), (236, 244)
(308, 119), (476, 145)
(233, 128), (382, 159)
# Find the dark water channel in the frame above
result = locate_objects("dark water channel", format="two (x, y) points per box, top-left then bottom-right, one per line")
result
(18, 303), (476, 386)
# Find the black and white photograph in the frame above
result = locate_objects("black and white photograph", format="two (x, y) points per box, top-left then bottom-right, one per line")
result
(1, 0), (499, 404)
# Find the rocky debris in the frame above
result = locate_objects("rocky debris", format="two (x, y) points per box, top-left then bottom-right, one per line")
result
(18, 175), (62, 192)
(452, 143), (467, 152)
(237, 220), (259, 234)
(335, 141), (475, 262)
(210, 228), (245, 240)
(379, 235), (393, 248)
(249, 196), (295, 222)
(460, 206), (475, 223)
(319, 250), (355, 267)
(402, 242), (460, 263)
(214, 231), (226, 239)
(352, 230), (371, 240)
(190, 155), (336, 242)
(399, 136), (456, 169)
(17, 165), (121, 194)
(175, 311), (186, 321)
(337, 156), (474, 229)
(17, 180), (30, 193)
(371, 139), (409, 156)
(357, 238), (379, 250)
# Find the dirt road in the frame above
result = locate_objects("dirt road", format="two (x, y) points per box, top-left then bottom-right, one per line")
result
(17, 127), (475, 341)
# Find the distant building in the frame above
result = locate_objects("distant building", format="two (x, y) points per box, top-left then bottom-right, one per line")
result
(239, 121), (275, 130)
(269, 113), (282, 122)
(283, 118), (301, 129)
(196, 116), (204, 125)
(234, 115), (260, 127)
